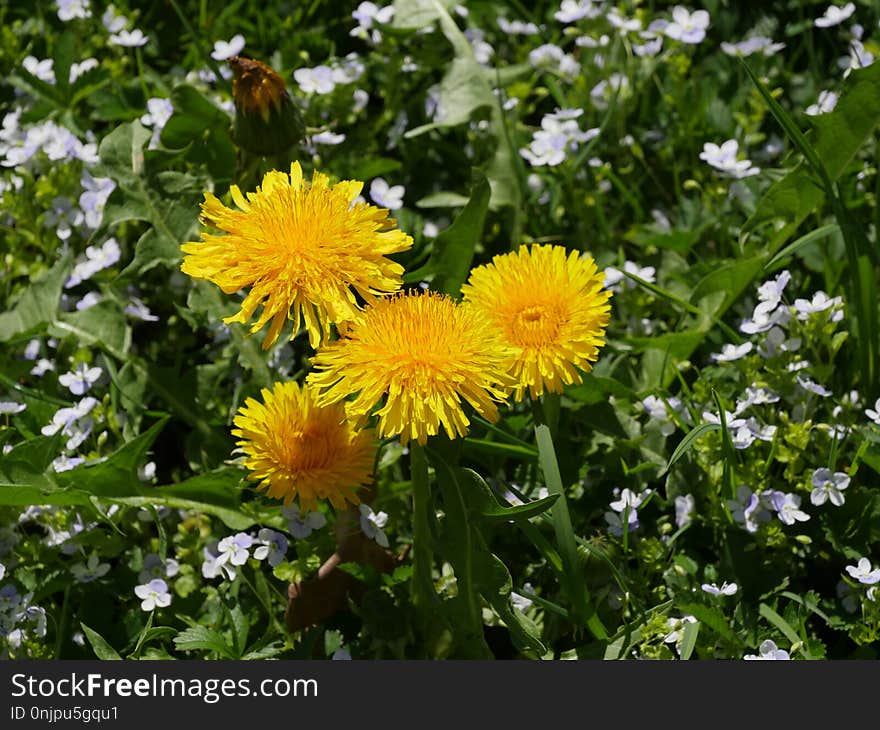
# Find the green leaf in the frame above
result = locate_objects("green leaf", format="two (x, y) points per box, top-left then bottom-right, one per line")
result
(480, 493), (559, 522)
(399, 0), (521, 211)
(407, 171), (490, 294)
(173, 626), (236, 658)
(744, 61), (880, 247)
(676, 603), (737, 643)
(95, 121), (206, 275)
(764, 223), (839, 271)
(55, 418), (170, 498)
(49, 300), (131, 360)
(80, 623), (122, 660)
(0, 254), (71, 343)
(659, 423), (721, 477)
(53, 30), (77, 101)
(678, 619), (700, 660)
(759, 602), (813, 659)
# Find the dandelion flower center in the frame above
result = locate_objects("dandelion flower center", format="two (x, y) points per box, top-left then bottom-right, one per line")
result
(232, 381), (375, 512)
(181, 162), (413, 350)
(461, 244), (612, 400)
(308, 291), (512, 445)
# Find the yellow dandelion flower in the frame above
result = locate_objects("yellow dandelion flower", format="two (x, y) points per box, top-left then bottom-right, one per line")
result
(461, 244), (612, 401)
(231, 381), (376, 512)
(181, 162), (414, 350)
(307, 291), (512, 446)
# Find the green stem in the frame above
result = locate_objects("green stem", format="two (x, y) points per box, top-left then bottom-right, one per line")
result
(533, 399), (607, 640)
(410, 443), (437, 612)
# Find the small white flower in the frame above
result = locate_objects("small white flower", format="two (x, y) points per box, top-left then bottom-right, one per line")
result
(134, 578), (171, 611)
(701, 581), (738, 596)
(699, 140), (760, 179)
(332, 648), (352, 660)
(71, 553), (110, 583)
(554, 0), (599, 23)
(0, 402), (26, 415)
(58, 362), (102, 396)
(359, 504), (389, 547)
(711, 342), (753, 363)
(744, 639), (790, 660)
(770, 492), (810, 525)
(845, 557), (880, 585)
(57, 0), (91, 22)
(865, 398), (880, 425)
(211, 34), (245, 61)
(810, 468), (849, 506)
(109, 29), (149, 47)
(814, 3), (855, 28)
(609, 487), (651, 512)
(369, 178), (405, 210)
(720, 36), (785, 57)
(806, 90), (839, 116)
(216, 533), (253, 567)
(294, 65), (336, 95)
(281, 504), (327, 539)
(674, 494), (695, 528)
(796, 375), (832, 398)
(253, 528), (288, 567)
(102, 4), (127, 32)
(664, 6), (710, 44)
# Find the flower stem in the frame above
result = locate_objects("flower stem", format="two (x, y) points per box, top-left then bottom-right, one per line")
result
(410, 442), (437, 613)
(533, 396), (607, 640)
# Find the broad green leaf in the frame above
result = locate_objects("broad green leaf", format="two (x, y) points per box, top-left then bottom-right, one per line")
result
(80, 623), (123, 661)
(759, 603), (813, 659)
(49, 300), (131, 360)
(415, 191), (471, 208)
(398, 0), (521, 211)
(95, 121), (206, 275)
(0, 254), (71, 343)
(406, 171), (490, 294)
(764, 223), (839, 271)
(55, 418), (170, 497)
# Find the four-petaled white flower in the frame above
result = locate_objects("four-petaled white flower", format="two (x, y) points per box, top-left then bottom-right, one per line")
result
(806, 90), (839, 116)
(0, 401), (26, 415)
(664, 614), (697, 654)
(211, 34), (245, 61)
(664, 6), (710, 44)
(134, 578), (172, 611)
(281, 504), (327, 539)
(674, 494), (695, 528)
(369, 178), (405, 210)
(253, 528), (289, 567)
(554, 0), (598, 24)
(769, 492), (810, 525)
(845, 557), (880, 585)
(744, 639), (790, 660)
(866, 398), (880, 426)
(71, 553), (110, 583)
(814, 3), (855, 28)
(701, 581), (738, 596)
(810, 468), (849, 507)
(216, 533), (253, 567)
(699, 140), (760, 178)
(711, 342), (753, 363)
(359, 504), (389, 547)
(58, 362), (102, 396)
(109, 29), (149, 47)
(293, 65), (336, 95)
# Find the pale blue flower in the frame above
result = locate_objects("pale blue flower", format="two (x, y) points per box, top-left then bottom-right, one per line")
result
(359, 504), (389, 547)
(211, 34), (245, 61)
(253, 529), (288, 567)
(810, 468), (849, 507)
(134, 579), (171, 611)
(282, 504), (327, 539)
(744, 639), (789, 660)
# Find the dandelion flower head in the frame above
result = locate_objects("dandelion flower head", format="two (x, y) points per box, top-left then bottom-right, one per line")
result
(232, 381), (376, 512)
(181, 162), (413, 349)
(307, 290), (512, 445)
(461, 243), (612, 400)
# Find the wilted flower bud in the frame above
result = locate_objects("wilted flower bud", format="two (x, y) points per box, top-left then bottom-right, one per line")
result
(228, 55), (304, 155)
